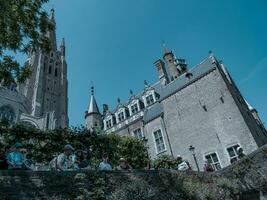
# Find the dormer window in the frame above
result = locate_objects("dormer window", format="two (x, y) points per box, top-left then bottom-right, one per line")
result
(118, 112), (125, 122)
(131, 103), (139, 114)
(106, 119), (112, 129)
(146, 94), (154, 106)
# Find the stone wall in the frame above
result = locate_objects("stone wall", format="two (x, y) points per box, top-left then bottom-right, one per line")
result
(0, 144), (267, 200)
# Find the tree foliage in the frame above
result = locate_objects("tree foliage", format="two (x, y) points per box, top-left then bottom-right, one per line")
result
(0, 121), (148, 169)
(152, 154), (178, 169)
(0, 0), (53, 86)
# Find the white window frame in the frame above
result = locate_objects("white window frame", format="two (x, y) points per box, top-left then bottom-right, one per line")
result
(106, 119), (112, 129)
(226, 144), (240, 163)
(131, 103), (139, 114)
(142, 90), (156, 107)
(132, 128), (143, 139)
(146, 94), (155, 106)
(153, 128), (166, 154)
(117, 111), (125, 122)
(128, 99), (141, 116)
(204, 152), (221, 171)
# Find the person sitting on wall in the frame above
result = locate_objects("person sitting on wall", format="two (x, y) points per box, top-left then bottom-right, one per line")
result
(115, 158), (132, 171)
(6, 143), (25, 170)
(237, 147), (245, 159)
(19, 146), (35, 170)
(79, 150), (91, 169)
(72, 150), (83, 170)
(176, 155), (190, 171)
(203, 160), (214, 172)
(98, 153), (112, 171)
(49, 144), (74, 171)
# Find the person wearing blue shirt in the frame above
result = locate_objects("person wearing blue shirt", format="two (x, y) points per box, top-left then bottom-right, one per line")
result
(7, 143), (24, 170)
(98, 153), (112, 171)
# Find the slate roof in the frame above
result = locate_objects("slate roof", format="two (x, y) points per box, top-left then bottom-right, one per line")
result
(143, 103), (163, 123)
(143, 56), (217, 123)
(88, 95), (100, 114)
(159, 56), (216, 100)
(105, 56), (217, 123)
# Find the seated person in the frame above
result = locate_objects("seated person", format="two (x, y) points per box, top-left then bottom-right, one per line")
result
(98, 153), (112, 171)
(115, 158), (132, 171)
(7, 143), (24, 170)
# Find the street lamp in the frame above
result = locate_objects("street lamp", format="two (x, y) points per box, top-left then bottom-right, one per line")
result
(142, 136), (151, 169)
(189, 145), (200, 171)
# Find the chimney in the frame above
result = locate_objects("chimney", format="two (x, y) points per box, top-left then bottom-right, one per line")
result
(154, 59), (169, 85)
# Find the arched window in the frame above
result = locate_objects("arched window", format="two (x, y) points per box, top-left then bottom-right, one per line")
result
(0, 105), (15, 123)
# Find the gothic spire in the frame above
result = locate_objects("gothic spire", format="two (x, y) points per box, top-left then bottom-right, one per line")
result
(60, 38), (66, 57)
(46, 8), (57, 50)
(50, 8), (55, 23)
(87, 86), (100, 114)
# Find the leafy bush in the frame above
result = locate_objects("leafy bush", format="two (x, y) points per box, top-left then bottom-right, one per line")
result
(0, 121), (148, 169)
(152, 154), (178, 169)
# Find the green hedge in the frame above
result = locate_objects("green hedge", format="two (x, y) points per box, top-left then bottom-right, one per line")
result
(0, 121), (148, 169)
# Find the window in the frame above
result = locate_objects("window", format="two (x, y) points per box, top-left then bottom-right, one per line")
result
(227, 144), (240, 163)
(106, 119), (112, 129)
(49, 66), (52, 74)
(131, 103), (139, 114)
(0, 106), (15, 123)
(146, 94), (154, 106)
(118, 112), (125, 122)
(133, 128), (143, 139)
(153, 129), (166, 153)
(55, 68), (58, 77)
(205, 153), (221, 171)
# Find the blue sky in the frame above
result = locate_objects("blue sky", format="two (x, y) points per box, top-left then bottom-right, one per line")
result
(34, 0), (267, 126)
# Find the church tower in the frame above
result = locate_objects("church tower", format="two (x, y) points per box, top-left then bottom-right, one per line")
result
(19, 9), (69, 129)
(85, 87), (102, 130)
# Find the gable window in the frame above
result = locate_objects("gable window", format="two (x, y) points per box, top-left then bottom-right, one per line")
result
(106, 119), (112, 129)
(153, 129), (166, 153)
(227, 144), (240, 163)
(146, 94), (154, 106)
(133, 128), (143, 139)
(205, 153), (221, 171)
(118, 112), (125, 122)
(131, 103), (139, 114)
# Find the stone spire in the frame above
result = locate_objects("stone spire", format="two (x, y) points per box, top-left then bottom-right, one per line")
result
(46, 8), (57, 51)
(60, 38), (66, 57)
(87, 86), (100, 114)
(50, 8), (55, 23)
(85, 86), (102, 130)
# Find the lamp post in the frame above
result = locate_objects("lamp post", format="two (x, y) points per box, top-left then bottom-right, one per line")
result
(142, 136), (151, 169)
(189, 145), (200, 171)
